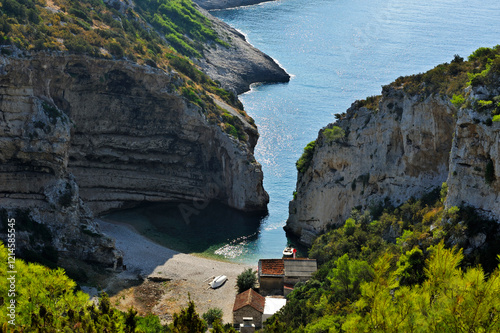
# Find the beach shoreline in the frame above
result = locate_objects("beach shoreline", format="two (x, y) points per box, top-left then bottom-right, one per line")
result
(98, 219), (255, 324)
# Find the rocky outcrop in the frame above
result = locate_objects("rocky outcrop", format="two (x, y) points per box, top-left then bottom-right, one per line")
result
(446, 89), (500, 220)
(0, 53), (268, 263)
(194, 0), (274, 11)
(287, 80), (500, 245)
(0, 70), (120, 266)
(195, 6), (290, 94)
(87, 0), (289, 94)
(286, 88), (457, 245)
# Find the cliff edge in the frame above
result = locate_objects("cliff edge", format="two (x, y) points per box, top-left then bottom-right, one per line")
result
(287, 50), (500, 245)
(0, 53), (268, 264)
(0, 0), (286, 266)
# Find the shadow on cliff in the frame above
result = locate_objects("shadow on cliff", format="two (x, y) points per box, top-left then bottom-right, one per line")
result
(103, 202), (265, 256)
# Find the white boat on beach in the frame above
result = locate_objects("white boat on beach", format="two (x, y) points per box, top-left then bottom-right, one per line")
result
(209, 275), (227, 289)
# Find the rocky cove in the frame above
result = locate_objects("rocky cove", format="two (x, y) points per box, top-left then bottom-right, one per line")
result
(0, 3), (289, 266)
(0, 0), (500, 330)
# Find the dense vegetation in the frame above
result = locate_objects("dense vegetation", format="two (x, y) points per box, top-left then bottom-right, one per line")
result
(0, 242), (239, 332)
(391, 45), (500, 120)
(0, 243), (167, 332)
(265, 185), (500, 332)
(0, 0), (251, 140)
(0, 0), (221, 59)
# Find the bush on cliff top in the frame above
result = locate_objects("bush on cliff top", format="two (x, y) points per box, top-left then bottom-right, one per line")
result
(296, 140), (316, 173)
(391, 46), (500, 98)
(323, 126), (345, 143)
(0, 0), (251, 140)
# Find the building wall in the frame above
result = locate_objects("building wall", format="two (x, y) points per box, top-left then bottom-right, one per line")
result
(233, 306), (263, 329)
(259, 276), (284, 296)
(284, 276), (308, 285)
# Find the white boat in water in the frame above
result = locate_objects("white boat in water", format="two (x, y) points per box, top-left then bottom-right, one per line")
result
(209, 275), (227, 289)
(283, 247), (294, 257)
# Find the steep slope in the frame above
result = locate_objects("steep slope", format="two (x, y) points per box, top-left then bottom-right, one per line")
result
(287, 48), (500, 245)
(0, 52), (269, 262)
(287, 90), (456, 245)
(195, 6), (290, 94)
(446, 86), (500, 219)
(0, 0), (285, 265)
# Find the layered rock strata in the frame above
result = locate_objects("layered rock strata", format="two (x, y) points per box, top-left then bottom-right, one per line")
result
(0, 53), (269, 263)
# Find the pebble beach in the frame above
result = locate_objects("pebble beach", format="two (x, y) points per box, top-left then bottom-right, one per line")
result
(98, 219), (255, 323)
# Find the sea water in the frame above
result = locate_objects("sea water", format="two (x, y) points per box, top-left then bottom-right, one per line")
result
(105, 0), (500, 263)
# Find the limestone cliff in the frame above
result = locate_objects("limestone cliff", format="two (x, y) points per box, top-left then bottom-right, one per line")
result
(446, 86), (500, 220)
(287, 83), (499, 245)
(286, 88), (457, 245)
(0, 53), (268, 264)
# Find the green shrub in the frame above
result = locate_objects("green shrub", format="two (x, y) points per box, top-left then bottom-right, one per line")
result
(323, 126), (345, 143)
(236, 268), (257, 293)
(450, 94), (465, 108)
(478, 99), (493, 109)
(172, 298), (207, 332)
(296, 140), (316, 173)
(202, 307), (223, 326)
(468, 46), (494, 61)
(493, 114), (500, 122)
(107, 41), (124, 58)
(357, 95), (381, 110)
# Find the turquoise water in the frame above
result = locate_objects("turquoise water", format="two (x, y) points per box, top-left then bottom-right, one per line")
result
(106, 0), (500, 263)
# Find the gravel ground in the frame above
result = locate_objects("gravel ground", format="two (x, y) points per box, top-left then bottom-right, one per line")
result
(98, 219), (255, 324)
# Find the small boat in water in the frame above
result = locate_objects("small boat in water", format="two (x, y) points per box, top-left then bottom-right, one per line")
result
(283, 247), (295, 258)
(209, 275), (227, 289)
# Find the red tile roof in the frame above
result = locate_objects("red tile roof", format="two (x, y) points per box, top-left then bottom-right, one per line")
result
(233, 288), (265, 313)
(259, 259), (284, 276)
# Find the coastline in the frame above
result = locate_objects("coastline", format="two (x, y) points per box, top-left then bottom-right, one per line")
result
(194, 0), (277, 11)
(98, 219), (255, 323)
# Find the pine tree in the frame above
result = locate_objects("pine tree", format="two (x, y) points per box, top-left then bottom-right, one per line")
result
(172, 295), (207, 333)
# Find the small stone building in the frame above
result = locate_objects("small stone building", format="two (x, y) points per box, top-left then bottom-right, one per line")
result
(233, 288), (265, 329)
(258, 259), (285, 296)
(259, 258), (317, 296)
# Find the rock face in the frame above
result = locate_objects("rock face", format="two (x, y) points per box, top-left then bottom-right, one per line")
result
(196, 6), (290, 94)
(0, 58), (120, 266)
(446, 89), (500, 219)
(287, 84), (500, 245)
(0, 53), (268, 264)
